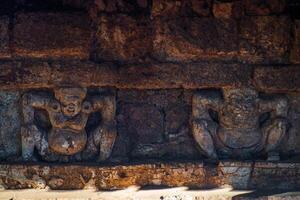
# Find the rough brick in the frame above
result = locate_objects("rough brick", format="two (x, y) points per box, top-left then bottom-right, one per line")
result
(153, 17), (238, 62)
(0, 16), (10, 58)
(291, 20), (300, 63)
(94, 14), (152, 62)
(254, 66), (300, 92)
(151, 0), (212, 18)
(213, 2), (234, 18)
(0, 61), (252, 90)
(243, 0), (286, 15)
(117, 90), (198, 159)
(0, 91), (21, 160)
(13, 12), (91, 59)
(239, 16), (291, 64)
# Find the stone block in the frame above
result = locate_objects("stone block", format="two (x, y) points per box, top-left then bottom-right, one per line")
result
(152, 17), (238, 62)
(0, 91), (21, 160)
(0, 16), (10, 58)
(243, 0), (286, 15)
(239, 16), (291, 64)
(291, 20), (300, 63)
(0, 61), (252, 90)
(13, 12), (91, 59)
(151, 0), (212, 18)
(117, 90), (198, 159)
(94, 14), (152, 62)
(213, 2), (234, 18)
(254, 66), (300, 92)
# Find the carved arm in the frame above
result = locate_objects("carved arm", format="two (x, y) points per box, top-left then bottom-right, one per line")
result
(22, 92), (52, 124)
(192, 90), (222, 120)
(90, 95), (117, 161)
(259, 96), (289, 118)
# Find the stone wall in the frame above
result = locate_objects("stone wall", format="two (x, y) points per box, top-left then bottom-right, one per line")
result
(0, 0), (300, 190)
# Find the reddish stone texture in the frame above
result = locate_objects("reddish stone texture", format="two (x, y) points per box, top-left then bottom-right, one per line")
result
(0, 16), (10, 58)
(243, 0), (286, 16)
(13, 12), (91, 59)
(0, 62), (252, 90)
(153, 17), (238, 62)
(94, 14), (152, 62)
(2, 162), (300, 190)
(239, 16), (291, 64)
(213, 2), (233, 18)
(116, 90), (197, 159)
(151, 0), (212, 18)
(291, 20), (300, 64)
(254, 66), (300, 92)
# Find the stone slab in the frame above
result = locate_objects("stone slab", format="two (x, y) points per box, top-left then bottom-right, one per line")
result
(0, 16), (10, 58)
(13, 12), (91, 59)
(254, 66), (300, 92)
(0, 61), (252, 90)
(1, 161), (300, 190)
(1, 61), (299, 92)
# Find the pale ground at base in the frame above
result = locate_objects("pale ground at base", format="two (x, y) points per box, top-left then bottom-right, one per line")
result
(1, 186), (300, 200)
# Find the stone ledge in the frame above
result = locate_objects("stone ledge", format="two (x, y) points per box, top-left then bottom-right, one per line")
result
(254, 66), (300, 92)
(0, 61), (252, 90)
(1, 161), (300, 190)
(1, 61), (300, 92)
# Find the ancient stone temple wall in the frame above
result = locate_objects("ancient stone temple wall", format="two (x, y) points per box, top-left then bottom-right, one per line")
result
(0, 0), (300, 190)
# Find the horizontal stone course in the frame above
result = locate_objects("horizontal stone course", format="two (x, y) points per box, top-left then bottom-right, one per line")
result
(254, 66), (300, 92)
(1, 161), (300, 190)
(0, 61), (252, 90)
(13, 12), (91, 59)
(0, 16), (10, 58)
(0, 61), (299, 92)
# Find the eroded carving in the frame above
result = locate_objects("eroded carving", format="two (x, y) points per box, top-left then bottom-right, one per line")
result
(192, 88), (289, 161)
(21, 87), (116, 162)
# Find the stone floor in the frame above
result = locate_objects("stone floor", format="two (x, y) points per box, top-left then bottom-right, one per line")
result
(1, 187), (300, 200)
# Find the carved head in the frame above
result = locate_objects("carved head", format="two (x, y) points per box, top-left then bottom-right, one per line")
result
(54, 87), (87, 117)
(223, 88), (258, 113)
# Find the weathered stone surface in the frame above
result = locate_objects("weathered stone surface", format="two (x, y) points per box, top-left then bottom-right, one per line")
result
(239, 16), (291, 64)
(0, 16), (10, 58)
(151, 0), (212, 18)
(192, 88), (289, 160)
(93, 0), (149, 13)
(0, 91), (21, 160)
(94, 14), (152, 62)
(250, 162), (300, 190)
(254, 66), (300, 92)
(213, 2), (234, 19)
(291, 20), (300, 63)
(0, 61), (252, 90)
(1, 161), (300, 190)
(117, 90), (198, 159)
(285, 94), (300, 155)
(20, 87), (117, 162)
(153, 17), (238, 62)
(243, 0), (286, 16)
(13, 12), (91, 59)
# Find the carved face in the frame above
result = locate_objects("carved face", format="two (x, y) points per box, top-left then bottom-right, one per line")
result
(54, 87), (87, 117)
(223, 88), (258, 114)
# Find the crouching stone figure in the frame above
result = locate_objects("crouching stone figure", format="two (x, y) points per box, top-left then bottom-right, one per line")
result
(192, 88), (289, 161)
(21, 87), (117, 162)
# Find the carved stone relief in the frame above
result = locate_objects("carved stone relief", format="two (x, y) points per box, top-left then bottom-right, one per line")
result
(21, 87), (117, 162)
(192, 88), (289, 161)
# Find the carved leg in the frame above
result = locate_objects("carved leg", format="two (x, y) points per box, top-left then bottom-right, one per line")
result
(35, 129), (49, 158)
(192, 119), (218, 160)
(91, 124), (117, 162)
(21, 124), (41, 161)
(262, 117), (288, 161)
